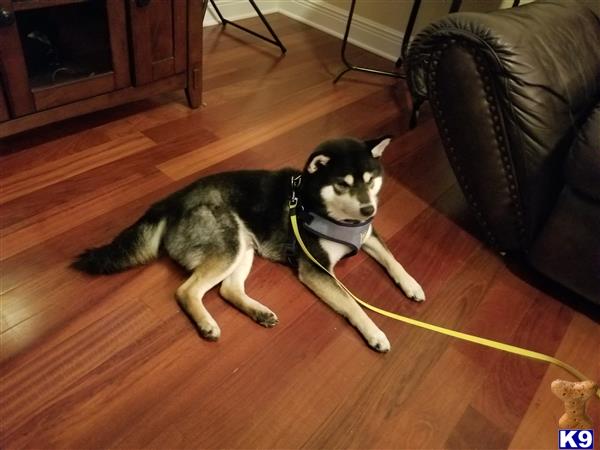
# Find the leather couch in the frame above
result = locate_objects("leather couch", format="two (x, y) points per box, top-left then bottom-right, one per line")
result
(405, 0), (600, 304)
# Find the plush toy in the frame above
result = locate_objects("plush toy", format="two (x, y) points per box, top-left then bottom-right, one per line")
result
(551, 379), (597, 429)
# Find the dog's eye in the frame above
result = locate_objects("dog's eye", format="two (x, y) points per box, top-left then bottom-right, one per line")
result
(334, 181), (350, 191)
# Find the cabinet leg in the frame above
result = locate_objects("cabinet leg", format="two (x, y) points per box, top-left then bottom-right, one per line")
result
(186, 67), (202, 108)
(186, 88), (201, 109)
(186, 0), (208, 109)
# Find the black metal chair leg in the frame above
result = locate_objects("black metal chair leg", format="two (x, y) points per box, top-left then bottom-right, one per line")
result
(449, 0), (462, 13)
(248, 0), (286, 53)
(396, 0), (421, 68)
(208, 0), (286, 53)
(333, 0), (404, 83)
(209, 0), (227, 24)
(396, 0), (463, 68)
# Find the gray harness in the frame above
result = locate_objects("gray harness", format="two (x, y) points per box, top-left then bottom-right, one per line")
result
(288, 175), (372, 259)
(301, 211), (372, 255)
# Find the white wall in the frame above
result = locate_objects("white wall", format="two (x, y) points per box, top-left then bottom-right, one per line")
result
(204, 0), (599, 61)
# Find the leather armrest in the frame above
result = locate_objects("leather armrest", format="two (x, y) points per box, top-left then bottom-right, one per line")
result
(406, 0), (600, 253)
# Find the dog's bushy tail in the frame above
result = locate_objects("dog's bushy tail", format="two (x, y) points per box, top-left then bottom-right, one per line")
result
(72, 208), (167, 275)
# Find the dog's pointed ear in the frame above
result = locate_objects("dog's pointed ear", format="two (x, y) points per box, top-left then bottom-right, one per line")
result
(366, 136), (392, 158)
(306, 154), (330, 173)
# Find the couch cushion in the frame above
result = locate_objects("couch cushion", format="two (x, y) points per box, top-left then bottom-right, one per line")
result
(566, 103), (600, 201)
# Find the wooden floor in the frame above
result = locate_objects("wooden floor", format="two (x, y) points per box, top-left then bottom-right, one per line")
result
(1, 14), (598, 450)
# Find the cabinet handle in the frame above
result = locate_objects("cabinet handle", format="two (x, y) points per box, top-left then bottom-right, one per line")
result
(135, 0), (151, 7)
(0, 8), (15, 27)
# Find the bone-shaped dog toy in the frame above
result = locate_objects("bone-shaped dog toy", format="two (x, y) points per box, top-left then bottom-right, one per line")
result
(551, 379), (597, 429)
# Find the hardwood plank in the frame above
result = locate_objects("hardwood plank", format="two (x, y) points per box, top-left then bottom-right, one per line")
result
(0, 99), (177, 158)
(0, 301), (165, 448)
(443, 270), (562, 449)
(158, 82), (390, 180)
(0, 170), (172, 288)
(0, 74), (186, 137)
(145, 61), (335, 143)
(0, 133), (155, 205)
(508, 313), (600, 449)
(446, 406), (513, 449)
(467, 296), (573, 438)
(0, 127), (109, 174)
(0, 125), (215, 232)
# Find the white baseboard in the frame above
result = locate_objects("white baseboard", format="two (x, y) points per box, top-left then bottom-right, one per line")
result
(276, 0), (403, 62)
(204, 0), (279, 27)
(203, 0), (403, 62)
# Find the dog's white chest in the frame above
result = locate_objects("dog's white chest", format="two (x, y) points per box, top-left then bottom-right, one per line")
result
(319, 239), (352, 268)
(318, 224), (372, 268)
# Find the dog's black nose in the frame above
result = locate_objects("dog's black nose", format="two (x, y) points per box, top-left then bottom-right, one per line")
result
(360, 205), (375, 217)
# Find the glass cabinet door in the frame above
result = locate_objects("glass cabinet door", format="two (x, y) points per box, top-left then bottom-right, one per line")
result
(0, 0), (131, 115)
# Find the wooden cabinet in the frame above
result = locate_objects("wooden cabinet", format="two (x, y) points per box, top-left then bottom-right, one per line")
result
(0, 0), (131, 113)
(0, 0), (35, 117)
(0, 0), (207, 137)
(129, 0), (186, 84)
(0, 80), (9, 122)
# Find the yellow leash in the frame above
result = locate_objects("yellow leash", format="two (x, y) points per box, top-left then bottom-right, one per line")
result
(290, 207), (600, 399)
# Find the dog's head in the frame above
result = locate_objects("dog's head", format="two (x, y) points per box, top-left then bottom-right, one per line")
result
(301, 136), (391, 222)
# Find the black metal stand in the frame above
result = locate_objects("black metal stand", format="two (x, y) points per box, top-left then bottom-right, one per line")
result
(334, 0), (463, 83)
(395, 0), (462, 68)
(394, 0), (422, 69)
(209, 0), (286, 54)
(333, 0), (404, 83)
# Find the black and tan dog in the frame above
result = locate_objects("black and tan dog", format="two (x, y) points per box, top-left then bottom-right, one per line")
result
(74, 137), (425, 352)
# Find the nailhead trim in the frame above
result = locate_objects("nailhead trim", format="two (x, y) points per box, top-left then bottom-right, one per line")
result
(425, 37), (528, 250)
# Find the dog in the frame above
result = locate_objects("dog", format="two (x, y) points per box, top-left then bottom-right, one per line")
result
(74, 137), (425, 352)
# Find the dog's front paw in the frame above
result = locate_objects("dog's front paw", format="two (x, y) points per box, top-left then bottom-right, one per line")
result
(366, 329), (391, 353)
(399, 275), (425, 302)
(198, 319), (221, 341)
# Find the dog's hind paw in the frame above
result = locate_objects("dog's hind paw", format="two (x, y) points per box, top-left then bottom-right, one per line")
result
(254, 309), (279, 328)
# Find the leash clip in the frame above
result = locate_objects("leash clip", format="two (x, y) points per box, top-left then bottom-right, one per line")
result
(289, 175), (302, 209)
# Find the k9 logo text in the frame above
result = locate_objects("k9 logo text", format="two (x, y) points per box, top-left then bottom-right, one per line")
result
(559, 430), (594, 449)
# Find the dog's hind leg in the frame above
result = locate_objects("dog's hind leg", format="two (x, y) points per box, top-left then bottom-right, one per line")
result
(220, 248), (279, 327)
(298, 259), (390, 352)
(176, 254), (241, 341)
